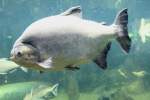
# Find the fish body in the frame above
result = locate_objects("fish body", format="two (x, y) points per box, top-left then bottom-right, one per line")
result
(10, 6), (131, 71)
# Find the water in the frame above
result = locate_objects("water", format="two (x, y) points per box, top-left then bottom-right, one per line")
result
(0, 0), (150, 100)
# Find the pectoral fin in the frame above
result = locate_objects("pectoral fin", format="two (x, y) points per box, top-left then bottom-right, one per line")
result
(93, 42), (111, 69)
(37, 57), (52, 69)
(20, 67), (28, 73)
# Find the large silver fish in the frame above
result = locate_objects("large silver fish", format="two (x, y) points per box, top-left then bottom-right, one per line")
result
(10, 6), (131, 71)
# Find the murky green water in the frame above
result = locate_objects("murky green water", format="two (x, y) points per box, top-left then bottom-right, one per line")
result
(0, 0), (150, 100)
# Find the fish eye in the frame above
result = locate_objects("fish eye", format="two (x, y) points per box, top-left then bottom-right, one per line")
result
(17, 51), (22, 57)
(27, 54), (31, 58)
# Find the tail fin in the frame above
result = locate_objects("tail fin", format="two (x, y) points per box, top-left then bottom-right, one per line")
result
(114, 8), (131, 53)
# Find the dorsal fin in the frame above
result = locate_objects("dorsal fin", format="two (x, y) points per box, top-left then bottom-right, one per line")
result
(60, 6), (82, 18)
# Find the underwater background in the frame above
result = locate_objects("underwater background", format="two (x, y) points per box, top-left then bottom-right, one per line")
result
(0, 0), (150, 100)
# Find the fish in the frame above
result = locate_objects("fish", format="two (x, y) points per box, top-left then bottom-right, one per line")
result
(0, 81), (56, 100)
(10, 6), (131, 71)
(24, 83), (58, 100)
(139, 18), (150, 43)
(132, 70), (147, 77)
(0, 58), (27, 75)
(118, 69), (127, 78)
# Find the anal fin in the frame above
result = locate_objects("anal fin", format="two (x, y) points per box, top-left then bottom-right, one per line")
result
(93, 42), (111, 70)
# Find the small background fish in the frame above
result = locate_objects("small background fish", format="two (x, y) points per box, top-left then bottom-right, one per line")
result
(0, 81), (56, 100)
(139, 18), (150, 43)
(0, 58), (27, 75)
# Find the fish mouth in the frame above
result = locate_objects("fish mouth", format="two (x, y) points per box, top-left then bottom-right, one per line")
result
(9, 56), (15, 61)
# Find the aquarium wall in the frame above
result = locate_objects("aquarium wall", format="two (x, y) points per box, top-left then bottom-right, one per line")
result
(0, 0), (150, 100)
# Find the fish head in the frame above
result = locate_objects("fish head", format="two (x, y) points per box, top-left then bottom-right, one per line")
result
(10, 43), (40, 68)
(10, 42), (55, 70)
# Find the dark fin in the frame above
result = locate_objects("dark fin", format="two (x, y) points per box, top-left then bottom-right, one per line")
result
(93, 42), (111, 70)
(65, 65), (80, 71)
(114, 8), (131, 53)
(116, 36), (131, 53)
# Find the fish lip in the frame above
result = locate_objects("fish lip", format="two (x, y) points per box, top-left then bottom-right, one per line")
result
(9, 56), (15, 61)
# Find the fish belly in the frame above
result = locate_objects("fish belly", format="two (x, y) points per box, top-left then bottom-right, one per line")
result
(47, 34), (109, 70)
